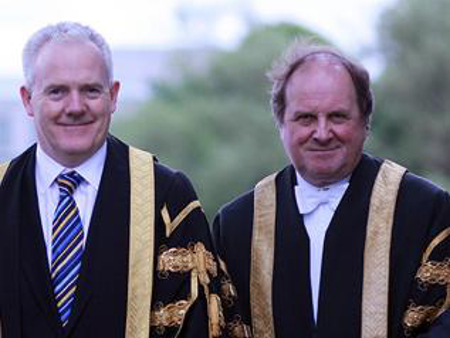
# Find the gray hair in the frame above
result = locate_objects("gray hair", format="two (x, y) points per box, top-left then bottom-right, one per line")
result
(22, 21), (114, 89)
(267, 39), (374, 126)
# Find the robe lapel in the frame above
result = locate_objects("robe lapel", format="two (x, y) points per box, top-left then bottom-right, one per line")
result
(19, 148), (63, 334)
(65, 137), (130, 336)
(0, 150), (29, 337)
(317, 154), (380, 337)
(272, 166), (316, 337)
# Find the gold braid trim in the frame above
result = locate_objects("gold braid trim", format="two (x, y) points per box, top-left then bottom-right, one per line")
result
(404, 302), (443, 331)
(151, 260), (200, 336)
(151, 300), (191, 330)
(161, 205), (171, 235)
(417, 258), (450, 287)
(220, 276), (238, 307)
(227, 315), (252, 338)
(422, 228), (450, 263)
(218, 257), (229, 274)
(362, 160), (406, 338)
(251, 173), (277, 338)
(157, 242), (217, 278)
(156, 243), (224, 337)
(217, 257), (238, 307)
(161, 201), (203, 237)
(126, 147), (155, 338)
(209, 294), (225, 337)
(403, 228), (450, 333)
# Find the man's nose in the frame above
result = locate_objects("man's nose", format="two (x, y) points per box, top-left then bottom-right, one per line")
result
(66, 92), (85, 113)
(313, 118), (332, 142)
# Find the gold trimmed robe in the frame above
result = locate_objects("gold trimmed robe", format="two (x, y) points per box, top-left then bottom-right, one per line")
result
(0, 135), (248, 338)
(213, 153), (450, 338)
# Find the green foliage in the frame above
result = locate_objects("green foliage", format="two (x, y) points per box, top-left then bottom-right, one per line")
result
(371, 0), (450, 183)
(114, 23), (325, 219)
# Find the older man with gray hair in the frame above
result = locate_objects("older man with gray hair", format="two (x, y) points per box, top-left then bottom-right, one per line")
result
(0, 22), (249, 338)
(213, 40), (450, 337)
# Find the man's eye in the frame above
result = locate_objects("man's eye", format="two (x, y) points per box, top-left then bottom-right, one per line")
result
(330, 112), (348, 123)
(296, 114), (315, 124)
(84, 87), (103, 99)
(47, 88), (66, 99)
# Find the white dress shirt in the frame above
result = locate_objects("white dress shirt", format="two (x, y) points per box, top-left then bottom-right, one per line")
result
(35, 143), (107, 267)
(294, 172), (349, 323)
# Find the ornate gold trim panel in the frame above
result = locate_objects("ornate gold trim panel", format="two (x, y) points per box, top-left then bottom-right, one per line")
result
(157, 242), (217, 279)
(251, 173), (277, 338)
(404, 227), (450, 332)
(404, 302), (444, 332)
(155, 242), (224, 337)
(125, 147), (155, 338)
(416, 258), (450, 286)
(151, 300), (191, 331)
(362, 159), (406, 338)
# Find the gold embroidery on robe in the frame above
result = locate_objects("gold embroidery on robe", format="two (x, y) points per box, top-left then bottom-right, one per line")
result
(156, 243), (224, 337)
(216, 257), (238, 307)
(157, 242), (217, 278)
(403, 228), (450, 333)
(161, 201), (203, 237)
(404, 302), (443, 331)
(151, 300), (191, 331)
(361, 160), (406, 338)
(209, 294), (225, 337)
(220, 275), (238, 307)
(251, 173), (277, 338)
(227, 315), (252, 338)
(417, 259), (450, 286)
(126, 147), (155, 338)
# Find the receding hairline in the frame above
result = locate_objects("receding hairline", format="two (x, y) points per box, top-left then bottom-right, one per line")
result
(286, 50), (359, 83)
(35, 38), (106, 66)
(22, 21), (114, 89)
(29, 39), (111, 89)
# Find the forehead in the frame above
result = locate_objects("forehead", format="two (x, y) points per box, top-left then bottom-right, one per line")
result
(285, 58), (357, 104)
(33, 40), (108, 86)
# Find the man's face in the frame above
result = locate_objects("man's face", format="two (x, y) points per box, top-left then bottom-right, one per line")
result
(21, 40), (120, 167)
(279, 59), (368, 187)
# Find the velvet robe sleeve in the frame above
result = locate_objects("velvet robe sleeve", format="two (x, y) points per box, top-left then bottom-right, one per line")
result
(403, 224), (450, 338)
(150, 169), (251, 338)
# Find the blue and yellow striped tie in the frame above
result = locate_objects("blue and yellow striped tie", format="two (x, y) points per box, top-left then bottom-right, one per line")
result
(51, 171), (84, 326)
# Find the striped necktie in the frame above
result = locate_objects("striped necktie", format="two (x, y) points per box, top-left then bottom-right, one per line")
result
(51, 171), (84, 326)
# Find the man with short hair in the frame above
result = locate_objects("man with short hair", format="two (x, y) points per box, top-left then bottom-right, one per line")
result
(0, 22), (249, 338)
(213, 42), (450, 337)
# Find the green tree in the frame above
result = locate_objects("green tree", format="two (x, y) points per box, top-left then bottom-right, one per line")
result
(371, 0), (450, 186)
(114, 23), (326, 219)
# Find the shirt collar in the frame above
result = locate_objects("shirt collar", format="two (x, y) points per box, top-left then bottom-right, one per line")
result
(295, 171), (350, 214)
(35, 142), (107, 193)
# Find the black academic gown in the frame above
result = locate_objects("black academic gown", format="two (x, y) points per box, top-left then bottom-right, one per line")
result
(213, 153), (450, 338)
(0, 136), (244, 338)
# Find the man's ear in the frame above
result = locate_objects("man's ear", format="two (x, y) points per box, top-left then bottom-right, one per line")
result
(109, 81), (120, 114)
(20, 86), (34, 117)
